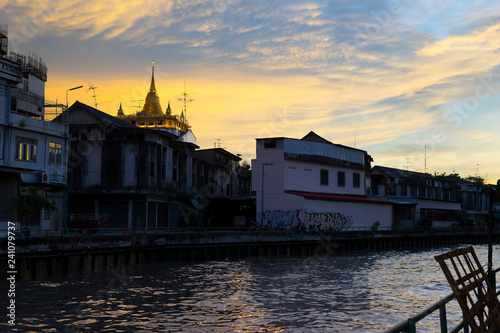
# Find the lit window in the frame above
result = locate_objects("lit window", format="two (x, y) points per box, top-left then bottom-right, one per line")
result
(15, 136), (37, 162)
(49, 142), (62, 165)
(15, 142), (22, 160)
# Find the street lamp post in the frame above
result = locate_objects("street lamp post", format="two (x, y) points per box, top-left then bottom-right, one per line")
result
(261, 163), (273, 226)
(66, 85), (83, 122)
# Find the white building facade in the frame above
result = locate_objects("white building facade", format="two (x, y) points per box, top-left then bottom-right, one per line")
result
(251, 132), (392, 230)
(0, 27), (68, 234)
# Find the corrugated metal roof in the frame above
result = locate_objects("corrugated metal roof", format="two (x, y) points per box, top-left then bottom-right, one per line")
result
(284, 139), (364, 164)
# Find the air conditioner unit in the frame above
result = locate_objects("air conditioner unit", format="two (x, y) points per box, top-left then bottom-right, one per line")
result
(38, 172), (50, 184)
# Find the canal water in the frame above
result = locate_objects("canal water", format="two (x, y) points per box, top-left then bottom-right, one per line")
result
(2, 244), (499, 332)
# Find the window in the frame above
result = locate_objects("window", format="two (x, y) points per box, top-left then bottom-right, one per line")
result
(263, 139), (276, 148)
(320, 169), (329, 185)
(400, 183), (408, 196)
(10, 96), (16, 111)
(150, 148), (155, 177)
(353, 172), (360, 188)
(30, 145), (37, 162)
(15, 136), (37, 162)
(338, 171), (345, 187)
(150, 161), (155, 177)
(49, 142), (62, 165)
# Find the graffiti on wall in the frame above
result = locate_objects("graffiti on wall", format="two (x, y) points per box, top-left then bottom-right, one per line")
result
(303, 212), (352, 231)
(262, 209), (352, 231)
(262, 210), (301, 230)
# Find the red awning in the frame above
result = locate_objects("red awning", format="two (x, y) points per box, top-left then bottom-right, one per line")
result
(287, 191), (390, 204)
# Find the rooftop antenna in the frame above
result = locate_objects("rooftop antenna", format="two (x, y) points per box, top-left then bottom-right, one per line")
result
(354, 137), (356, 148)
(424, 144), (427, 174)
(130, 99), (143, 112)
(87, 84), (98, 108)
(405, 158), (413, 171)
(177, 81), (194, 119)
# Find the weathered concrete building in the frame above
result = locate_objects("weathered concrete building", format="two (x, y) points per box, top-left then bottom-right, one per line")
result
(458, 181), (489, 223)
(0, 26), (68, 235)
(193, 148), (253, 227)
(370, 166), (461, 228)
(369, 166), (490, 228)
(251, 132), (392, 230)
(64, 101), (197, 229)
(65, 101), (252, 230)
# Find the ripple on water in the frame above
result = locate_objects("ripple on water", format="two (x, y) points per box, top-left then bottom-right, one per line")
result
(6, 244), (499, 332)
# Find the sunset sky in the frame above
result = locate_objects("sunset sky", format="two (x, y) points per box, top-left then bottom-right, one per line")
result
(1, 0), (499, 182)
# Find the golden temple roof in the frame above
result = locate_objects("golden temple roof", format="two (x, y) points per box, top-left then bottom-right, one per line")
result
(116, 62), (192, 135)
(142, 62), (163, 115)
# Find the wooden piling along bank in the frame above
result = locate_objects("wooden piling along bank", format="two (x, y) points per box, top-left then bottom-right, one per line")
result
(1, 230), (499, 280)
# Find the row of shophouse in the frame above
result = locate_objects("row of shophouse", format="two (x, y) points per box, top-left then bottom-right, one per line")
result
(0, 27), (497, 235)
(63, 101), (251, 230)
(252, 132), (497, 231)
(0, 28), (252, 235)
(0, 90), (252, 234)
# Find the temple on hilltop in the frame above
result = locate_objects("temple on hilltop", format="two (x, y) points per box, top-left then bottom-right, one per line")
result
(117, 62), (191, 137)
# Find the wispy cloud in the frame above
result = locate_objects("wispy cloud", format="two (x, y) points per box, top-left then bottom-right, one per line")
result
(2, 0), (500, 180)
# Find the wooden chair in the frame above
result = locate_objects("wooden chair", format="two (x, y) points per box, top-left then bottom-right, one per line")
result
(435, 246), (500, 332)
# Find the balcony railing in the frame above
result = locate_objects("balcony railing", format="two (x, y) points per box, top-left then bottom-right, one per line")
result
(0, 57), (21, 81)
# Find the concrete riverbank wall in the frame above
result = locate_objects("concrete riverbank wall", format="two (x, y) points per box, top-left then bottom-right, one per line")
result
(1, 230), (499, 280)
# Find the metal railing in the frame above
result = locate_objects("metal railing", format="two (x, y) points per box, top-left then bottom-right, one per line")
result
(1, 225), (496, 240)
(384, 268), (500, 333)
(0, 227), (256, 239)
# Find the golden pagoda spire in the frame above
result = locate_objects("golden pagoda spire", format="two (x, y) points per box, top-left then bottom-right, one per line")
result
(166, 100), (171, 115)
(117, 102), (124, 116)
(149, 60), (156, 93)
(142, 61), (163, 115)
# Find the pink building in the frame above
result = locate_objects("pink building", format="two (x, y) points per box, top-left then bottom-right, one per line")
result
(251, 132), (392, 230)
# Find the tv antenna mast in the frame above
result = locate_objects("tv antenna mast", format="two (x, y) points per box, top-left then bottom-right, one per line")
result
(130, 100), (143, 112)
(405, 158), (413, 171)
(214, 138), (224, 148)
(87, 84), (98, 108)
(424, 144), (427, 174)
(177, 81), (194, 119)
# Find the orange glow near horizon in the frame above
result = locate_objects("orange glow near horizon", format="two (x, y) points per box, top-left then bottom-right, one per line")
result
(6, 0), (497, 183)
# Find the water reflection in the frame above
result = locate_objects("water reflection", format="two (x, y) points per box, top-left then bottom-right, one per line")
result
(2, 244), (499, 332)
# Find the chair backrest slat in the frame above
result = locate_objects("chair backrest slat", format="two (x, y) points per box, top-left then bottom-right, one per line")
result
(435, 246), (500, 332)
